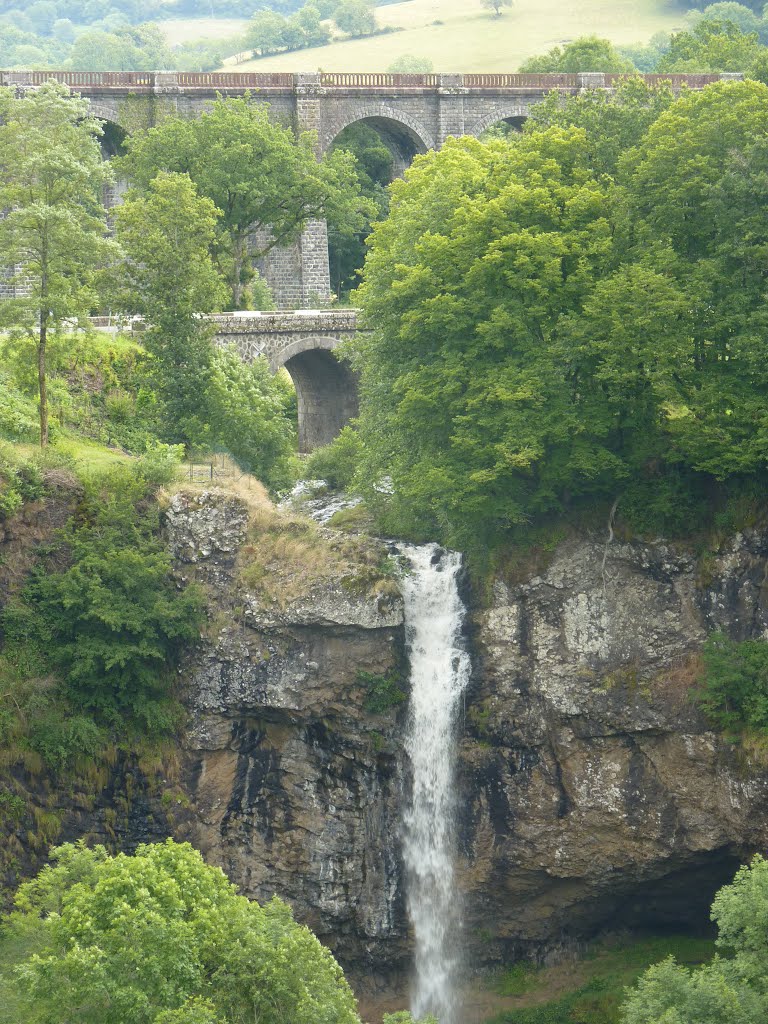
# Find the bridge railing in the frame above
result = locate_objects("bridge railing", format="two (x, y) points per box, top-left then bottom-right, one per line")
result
(463, 73), (579, 88)
(319, 72), (442, 88)
(604, 72), (721, 87)
(0, 70), (740, 92)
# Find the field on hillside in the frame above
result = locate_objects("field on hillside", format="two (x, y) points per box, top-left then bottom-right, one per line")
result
(231, 0), (685, 73)
(158, 16), (247, 45)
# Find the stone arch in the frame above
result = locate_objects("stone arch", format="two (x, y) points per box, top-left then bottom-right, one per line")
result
(272, 337), (358, 452)
(87, 100), (127, 132)
(466, 105), (530, 139)
(321, 104), (436, 159)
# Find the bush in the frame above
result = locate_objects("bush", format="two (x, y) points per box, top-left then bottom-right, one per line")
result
(304, 425), (363, 491)
(4, 462), (204, 730)
(0, 372), (39, 443)
(359, 669), (407, 713)
(696, 632), (768, 733)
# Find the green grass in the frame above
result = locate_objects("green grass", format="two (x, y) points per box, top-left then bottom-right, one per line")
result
(484, 935), (716, 1024)
(158, 16), (248, 46)
(231, 0), (684, 73)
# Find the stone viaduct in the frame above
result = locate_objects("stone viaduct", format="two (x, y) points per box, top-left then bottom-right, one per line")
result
(0, 68), (738, 450)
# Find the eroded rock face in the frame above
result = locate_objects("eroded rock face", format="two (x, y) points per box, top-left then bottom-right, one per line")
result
(460, 529), (768, 965)
(170, 491), (410, 976)
(171, 492), (768, 982)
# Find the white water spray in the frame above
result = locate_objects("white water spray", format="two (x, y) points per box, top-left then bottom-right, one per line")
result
(398, 542), (471, 1024)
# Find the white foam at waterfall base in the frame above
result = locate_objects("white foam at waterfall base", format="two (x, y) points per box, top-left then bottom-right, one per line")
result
(397, 542), (471, 1024)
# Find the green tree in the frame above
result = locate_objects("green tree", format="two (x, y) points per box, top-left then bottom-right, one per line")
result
(387, 55), (434, 73)
(13, 457), (204, 729)
(657, 18), (762, 71)
(328, 121), (393, 297)
(520, 34), (636, 72)
(113, 171), (227, 447)
(526, 76), (674, 176)
(7, 839), (362, 1024)
(621, 856), (768, 1023)
(353, 129), (615, 550)
(120, 97), (369, 308)
(246, 9), (287, 55)
(333, 0), (376, 37)
(622, 80), (768, 479)
(207, 347), (298, 491)
(0, 81), (115, 447)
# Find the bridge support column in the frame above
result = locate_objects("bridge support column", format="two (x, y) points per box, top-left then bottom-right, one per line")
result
(257, 71), (332, 310)
(437, 73), (467, 144)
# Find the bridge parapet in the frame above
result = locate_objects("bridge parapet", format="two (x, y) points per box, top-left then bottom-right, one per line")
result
(210, 308), (359, 370)
(0, 70), (732, 95)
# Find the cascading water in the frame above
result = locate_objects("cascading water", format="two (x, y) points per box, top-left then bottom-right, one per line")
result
(397, 542), (471, 1024)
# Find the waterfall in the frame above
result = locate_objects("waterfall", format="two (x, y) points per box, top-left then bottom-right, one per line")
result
(398, 542), (471, 1024)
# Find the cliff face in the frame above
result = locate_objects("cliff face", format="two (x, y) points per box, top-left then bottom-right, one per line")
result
(459, 529), (768, 964)
(166, 493), (768, 980)
(164, 490), (410, 975)
(6, 488), (768, 995)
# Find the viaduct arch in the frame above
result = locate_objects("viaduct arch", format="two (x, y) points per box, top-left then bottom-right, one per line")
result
(209, 310), (360, 452)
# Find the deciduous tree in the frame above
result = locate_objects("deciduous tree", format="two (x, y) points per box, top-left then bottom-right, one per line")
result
(7, 839), (363, 1024)
(0, 81), (115, 447)
(120, 97), (370, 308)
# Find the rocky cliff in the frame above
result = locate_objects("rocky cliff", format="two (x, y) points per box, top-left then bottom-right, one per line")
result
(164, 493), (768, 983)
(5, 487), (768, 1009)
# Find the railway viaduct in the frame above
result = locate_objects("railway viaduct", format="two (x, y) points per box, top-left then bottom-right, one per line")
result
(0, 69), (739, 449)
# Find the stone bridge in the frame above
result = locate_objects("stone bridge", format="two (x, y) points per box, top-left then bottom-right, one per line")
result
(212, 309), (360, 452)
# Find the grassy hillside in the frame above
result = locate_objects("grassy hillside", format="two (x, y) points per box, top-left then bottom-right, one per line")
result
(158, 16), (248, 45)
(231, 0), (685, 73)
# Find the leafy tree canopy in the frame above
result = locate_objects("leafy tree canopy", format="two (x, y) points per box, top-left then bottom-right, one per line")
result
(120, 97), (371, 308)
(519, 34), (636, 73)
(5, 839), (362, 1024)
(350, 79), (768, 554)
(622, 856), (768, 1022)
(657, 17), (763, 71)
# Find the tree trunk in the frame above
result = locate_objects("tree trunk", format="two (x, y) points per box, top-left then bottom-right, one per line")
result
(38, 317), (48, 448)
(231, 233), (247, 309)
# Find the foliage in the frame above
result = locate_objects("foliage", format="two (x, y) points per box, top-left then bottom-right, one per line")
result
(695, 633), (768, 734)
(4, 456), (203, 732)
(519, 34), (636, 72)
(657, 18), (763, 71)
(3, 838), (363, 1024)
(207, 346), (297, 491)
(486, 936), (715, 1024)
(0, 374), (41, 445)
(245, 4), (330, 56)
(334, 0), (377, 37)
(0, 81), (116, 446)
(481, 0), (512, 15)
(621, 856), (768, 1023)
(387, 54), (434, 72)
(0, 443), (48, 519)
(120, 95), (371, 309)
(358, 669), (407, 713)
(329, 122), (393, 298)
(351, 79), (768, 554)
(304, 425), (363, 491)
(113, 171), (226, 447)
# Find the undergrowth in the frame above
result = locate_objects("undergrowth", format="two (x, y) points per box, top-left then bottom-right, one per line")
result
(486, 935), (716, 1024)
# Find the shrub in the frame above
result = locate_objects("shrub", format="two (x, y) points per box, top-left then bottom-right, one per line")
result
(4, 462), (204, 730)
(304, 425), (363, 491)
(696, 632), (768, 733)
(359, 669), (407, 713)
